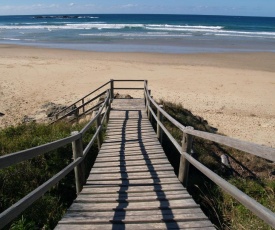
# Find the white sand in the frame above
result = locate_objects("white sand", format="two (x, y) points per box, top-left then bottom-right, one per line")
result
(0, 45), (274, 147)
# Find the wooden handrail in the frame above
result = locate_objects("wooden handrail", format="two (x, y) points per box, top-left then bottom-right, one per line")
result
(53, 81), (110, 117)
(144, 81), (275, 228)
(0, 134), (81, 169)
(51, 90), (107, 124)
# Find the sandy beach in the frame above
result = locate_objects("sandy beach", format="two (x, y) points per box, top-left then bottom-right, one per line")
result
(0, 45), (274, 147)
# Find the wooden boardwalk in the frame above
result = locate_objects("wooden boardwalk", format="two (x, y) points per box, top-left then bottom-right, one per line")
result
(55, 99), (214, 230)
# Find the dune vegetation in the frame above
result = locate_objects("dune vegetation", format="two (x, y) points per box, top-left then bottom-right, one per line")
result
(0, 101), (274, 229)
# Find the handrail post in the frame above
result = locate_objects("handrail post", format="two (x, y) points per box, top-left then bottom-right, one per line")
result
(71, 131), (85, 194)
(96, 110), (103, 150)
(147, 89), (151, 121)
(82, 98), (85, 113)
(76, 108), (79, 123)
(144, 80), (148, 106)
(178, 126), (194, 186)
(110, 79), (114, 102)
(106, 90), (111, 124)
(157, 105), (163, 145)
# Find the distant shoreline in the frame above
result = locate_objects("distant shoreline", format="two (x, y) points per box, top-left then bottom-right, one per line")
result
(1, 40), (275, 55)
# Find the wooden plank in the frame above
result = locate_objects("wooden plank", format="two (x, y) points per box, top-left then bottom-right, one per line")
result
(105, 129), (156, 134)
(87, 175), (177, 183)
(92, 158), (171, 168)
(74, 193), (191, 203)
(98, 147), (164, 154)
(87, 171), (176, 179)
(90, 164), (175, 173)
(104, 136), (158, 142)
(97, 149), (166, 156)
(58, 212), (208, 224)
(99, 144), (163, 151)
(68, 199), (199, 211)
(102, 140), (160, 146)
(77, 190), (189, 198)
(81, 184), (186, 194)
(85, 177), (180, 185)
(56, 222), (215, 230)
(105, 130), (156, 135)
(96, 152), (166, 158)
(95, 154), (168, 162)
(62, 207), (202, 218)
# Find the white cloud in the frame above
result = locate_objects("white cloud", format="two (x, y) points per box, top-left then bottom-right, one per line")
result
(69, 3), (75, 7)
(48, 4), (59, 9)
(121, 4), (138, 9)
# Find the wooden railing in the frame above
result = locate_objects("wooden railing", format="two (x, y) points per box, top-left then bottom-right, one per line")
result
(0, 79), (274, 229)
(143, 80), (275, 228)
(50, 81), (111, 124)
(51, 79), (145, 124)
(0, 89), (112, 228)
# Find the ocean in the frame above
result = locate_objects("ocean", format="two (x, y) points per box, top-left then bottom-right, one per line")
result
(0, 14), (275, 53)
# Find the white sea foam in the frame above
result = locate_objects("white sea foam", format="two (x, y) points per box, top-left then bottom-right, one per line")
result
(147, 24), (224, 30)
(77, 16), (99, 19)
(79, 32), (192, 38)
(2, 38), (21, 41)
(0, 23), (144, 30)
(1, 22), (275, 39)
(215, 33), (275, 39)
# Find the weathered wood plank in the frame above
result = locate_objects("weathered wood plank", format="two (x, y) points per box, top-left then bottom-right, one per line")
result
(68, 199), (199, 211)
(92, 158), (171, 168)
(77, 190), (189, 198)
(98, 147), (165, 154)
(62, 207), (202, 218)
(56, 223), (215, 230)
(85, 177), (180, 186)
(58, 212), (208, 224)
(87, 171), (176, 179)
(95, 154), (168, 162)
(56, 224), (215, 230)
(97, 149), (166, 157)
(90, 164), (175, 173)
(81, 184), (186, 194)
(74, 193), (191, 203)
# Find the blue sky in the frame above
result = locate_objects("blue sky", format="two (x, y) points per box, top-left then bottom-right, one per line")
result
(0, 0), (274, 17)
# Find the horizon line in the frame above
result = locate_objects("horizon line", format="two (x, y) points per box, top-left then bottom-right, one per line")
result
(0, 13), (274, 18)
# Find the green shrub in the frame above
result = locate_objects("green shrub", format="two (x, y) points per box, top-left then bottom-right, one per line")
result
(0, 122), (98, 229)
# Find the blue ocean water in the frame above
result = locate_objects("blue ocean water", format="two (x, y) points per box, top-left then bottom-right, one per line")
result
(0, 14), (274, 53)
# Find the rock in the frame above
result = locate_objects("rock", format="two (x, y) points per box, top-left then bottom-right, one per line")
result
(21, 102), (78, 125)
(22, 115), (36, 124)
(0, 112), (4, 117)
(114, 93), (133, 99)
(44, 103), (77, 118)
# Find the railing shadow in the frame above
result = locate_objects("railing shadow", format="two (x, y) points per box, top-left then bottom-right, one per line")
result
(110, 108), (179, 229)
